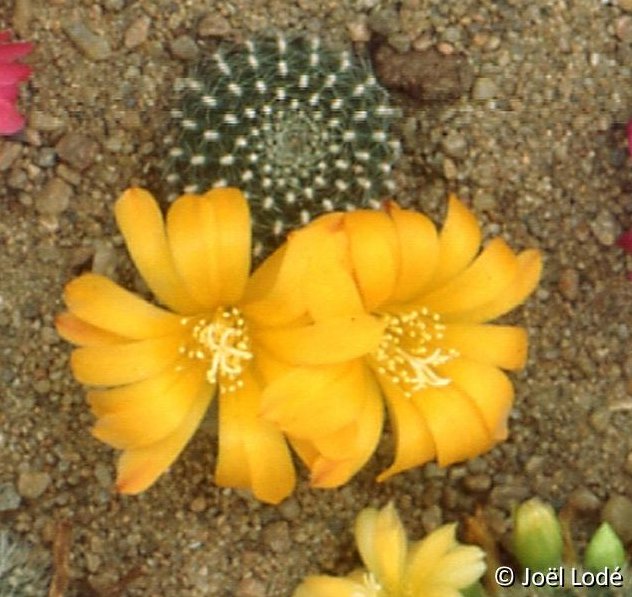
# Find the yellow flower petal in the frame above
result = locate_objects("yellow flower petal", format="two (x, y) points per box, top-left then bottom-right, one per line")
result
(245, 214), (355, 326)
(355, 503), (407, 593)
(438, 359), (514, 440)
(70, 336), (182, 386)
(165, 193), (221, 310)
(425, 195), (481, 291)
(436, 324), (528, 371)
(293, 576), (365, 597)
(386, 201), (440, 303)
(411, 385), (494, 466)
(243, 246), (309, 328)
(114, 187), (203, 314)
(406, 523), (485, 591)
(115, 376), (213, 494)
(420, 237), (518, 316)
(261, 361), (366, 439)
(376, 377), (436, 481)
(458, 248), (542, 323)
(344, 210), (399, 311)
(302, 227), (365, 320)
(207, 188), (251, 305)
(89, 362), (209, 449)
(253, 316), (384, 366)
(55, 312), (127, 347)
(63, 273), (181, 339)
(215, 370), (295, 504)
(308, 372), (383, 488)
(427, 545), (488, 588)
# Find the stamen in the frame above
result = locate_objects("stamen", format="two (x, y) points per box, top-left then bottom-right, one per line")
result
(351, 572), (382, 597)
(180, 307), (253, 392)
(371, 308), (458, 398)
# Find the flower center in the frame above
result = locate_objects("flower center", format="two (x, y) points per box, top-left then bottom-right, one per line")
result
(180, 307), (253, 392)
(371, 307), (458, 398)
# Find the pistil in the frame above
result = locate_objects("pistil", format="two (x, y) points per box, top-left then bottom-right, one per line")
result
(180, 307), (253, 392)
(371, 307), (458, 398)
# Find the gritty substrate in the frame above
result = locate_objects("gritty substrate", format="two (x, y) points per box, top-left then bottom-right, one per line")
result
(2, 0), (632, 595)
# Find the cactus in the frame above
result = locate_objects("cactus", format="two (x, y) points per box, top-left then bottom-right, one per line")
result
(165, 34), (401, 254)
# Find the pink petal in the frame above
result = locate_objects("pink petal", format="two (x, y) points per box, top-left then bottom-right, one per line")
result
(0, 41), (33, 63)
(0, 98), (25, 135)
(0, 84), (19, 101)
(617, 229), (632, 254)
(0, 63), (32, 86)
(0, 31), (12, 43)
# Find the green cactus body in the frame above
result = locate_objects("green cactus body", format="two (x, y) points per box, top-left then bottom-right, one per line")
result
(165, 34), (401, 254)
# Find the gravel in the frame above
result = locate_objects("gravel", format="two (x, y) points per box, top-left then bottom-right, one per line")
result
(2, 0), (632, 595)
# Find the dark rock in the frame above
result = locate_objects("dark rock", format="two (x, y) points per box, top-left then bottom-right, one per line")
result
(56, 133), (99, 171)
(372, 45), (473, 101)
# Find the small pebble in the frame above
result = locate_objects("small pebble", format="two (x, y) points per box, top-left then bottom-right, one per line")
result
(442, 130), (468, 159)
(124, 16), (150, 49)
(589, 407), (611, 432)
(347, 18), (371, 43)
(236, 578), (266, 597)
(34, 177), (72, 215)
(443, 157), (457, 179)
(278, 497), (300, 521)
(197, 14), (231, 37)
(29, 111), (64, 132)
(170, 35), (199, 61)
(17, 471), (51, 499)
(421, 505), (443, 532)
(472, 77), (498, 100)
(558, 268), (579, 301)
(13, 0), (32, 37)
(190, 496), (206, 513)
(33, 379), (50, 394)
(367, 7), (400, 37)
(615, 16), (632, 42)
(373, 45), (473, 101)
(0, 143), (22, 171)
(91, 240), (118, 277)
(0, 482), (21, 511)
(602, 495), (632, 543)
(590, 209), (618, 246)
(56, 132), (99, 171)
(619, 0), (632, 12)
(94, 463), (113, 489)
(463, 473), (492, 492)
(62, 20), (112, 61)
(567, 487), (601, 512)
(262, 520), (291, 554)
(35, 147), (57, 168)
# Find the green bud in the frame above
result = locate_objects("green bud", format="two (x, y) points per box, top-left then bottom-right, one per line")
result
(512, 498), (564, 571)
(584, 522), (626, 572)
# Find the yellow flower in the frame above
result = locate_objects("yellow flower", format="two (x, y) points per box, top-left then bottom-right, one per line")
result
(294, 502), (486, 597)
(261, 195), (542, 487)
(56, 187), (382, 503)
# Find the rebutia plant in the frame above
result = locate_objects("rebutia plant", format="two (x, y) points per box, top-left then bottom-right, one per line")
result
(0, 531), (50, 596)
(165, 34), (401, 254)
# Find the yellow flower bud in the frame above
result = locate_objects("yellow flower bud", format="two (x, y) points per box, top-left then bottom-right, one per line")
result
(512, 498), (563, 571)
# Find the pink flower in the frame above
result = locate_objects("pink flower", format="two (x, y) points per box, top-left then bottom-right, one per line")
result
(618, 229), (632, 254)
(0, 30), (33, 135)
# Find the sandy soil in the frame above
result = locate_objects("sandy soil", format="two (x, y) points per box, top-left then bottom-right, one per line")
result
(2, 0), (632, 595)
